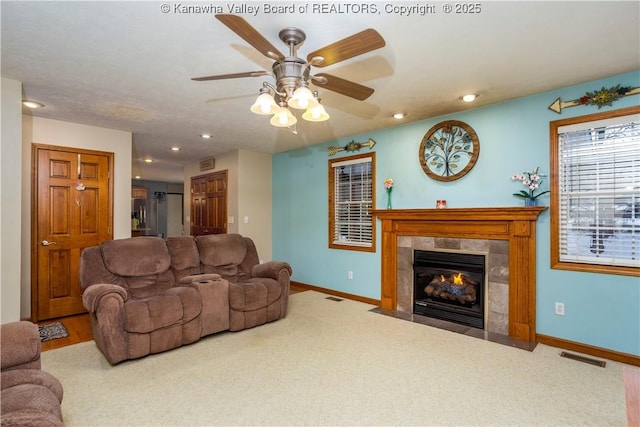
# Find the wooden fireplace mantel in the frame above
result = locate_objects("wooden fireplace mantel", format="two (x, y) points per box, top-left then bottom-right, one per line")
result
(373, 207), (547, 343)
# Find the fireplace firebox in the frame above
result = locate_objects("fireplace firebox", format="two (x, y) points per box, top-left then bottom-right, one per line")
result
(413, 250), (485, 329)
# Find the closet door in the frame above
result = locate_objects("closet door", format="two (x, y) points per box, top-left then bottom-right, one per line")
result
(190, 170), (227, 236)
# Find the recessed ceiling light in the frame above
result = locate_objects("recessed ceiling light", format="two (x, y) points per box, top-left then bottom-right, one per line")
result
(392, 112), (407, 119)
(200, 134), (212, 139)
(144, 158), (153, 163)
(460, 93), (478, 102)
(171, 147), (180, 151)
(134, 175), (141, 179)
(23, 100), (44, 109)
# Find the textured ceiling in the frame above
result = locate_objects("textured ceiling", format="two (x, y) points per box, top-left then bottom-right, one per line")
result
(2, 1), (639, 183)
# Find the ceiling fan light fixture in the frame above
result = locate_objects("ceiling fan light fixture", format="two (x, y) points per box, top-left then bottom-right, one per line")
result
(302, 103), (329, 122)
(288, 85), (319, 110)
(270, 106), (297, 127)
(250, 91), (279, 115)
(198, 15), (386, 129)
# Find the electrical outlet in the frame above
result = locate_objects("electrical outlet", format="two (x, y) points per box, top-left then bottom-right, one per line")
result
(555, 302), (565, 316)
(348, 271), (353, 280)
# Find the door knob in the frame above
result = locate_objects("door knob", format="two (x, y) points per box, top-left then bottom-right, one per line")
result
(41, 240), (57, 246)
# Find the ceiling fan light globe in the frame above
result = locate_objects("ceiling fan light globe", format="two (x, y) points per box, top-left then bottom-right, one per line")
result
(302, 104), (329, 122)
(270, 107), (297, 127)
(250, 92), (278, 115)
(288, 86), (319, 110)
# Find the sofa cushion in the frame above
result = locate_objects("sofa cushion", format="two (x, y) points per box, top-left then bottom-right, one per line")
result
(228, 279), (282, 312)
(123, 271), (174, 299)
(1, 384), (63, 422)
(166, 236), (200, 271)
(1, 370), (63, 403)
(124, 287), (201, 333)
(196, 234), (246, 267)
(0, 322), (40, 371)
(101, 237), (171, 277)
(0, 408), (64, 427)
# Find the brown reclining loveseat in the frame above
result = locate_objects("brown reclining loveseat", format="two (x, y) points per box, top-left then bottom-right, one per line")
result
(80, 233), (292, 364)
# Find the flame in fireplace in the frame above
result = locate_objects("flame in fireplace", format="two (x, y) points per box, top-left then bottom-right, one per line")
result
(452, 272), (464, 285)
(439, 275), (446, 282)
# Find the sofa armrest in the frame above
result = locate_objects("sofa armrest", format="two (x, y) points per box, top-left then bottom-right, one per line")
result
(251, 261), (292, 280)
(177, 273), (222, 285)
(0, 321), (41, 371)
(82, 283), (129, 313)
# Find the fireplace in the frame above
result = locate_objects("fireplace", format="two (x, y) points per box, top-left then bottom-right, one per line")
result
(373, 207), (547, 343)
(413, 250), (485, 329)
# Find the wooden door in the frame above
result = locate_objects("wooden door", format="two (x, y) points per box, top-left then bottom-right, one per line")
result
(33, 145), (113, 321)
(190, 170), (227, 236)
(206, 171), (227, 235)
(191, 175), (207, 235)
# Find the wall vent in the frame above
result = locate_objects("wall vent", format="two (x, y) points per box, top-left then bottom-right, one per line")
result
(559, 351), (606, 367)
(200, 157), (215, 171)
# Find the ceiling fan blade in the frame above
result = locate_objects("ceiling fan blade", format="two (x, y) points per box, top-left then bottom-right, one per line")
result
(312, 73), (374, 101)
(215, 14), (284, 60)
(191, 71), (269, 81)
(307, 29), (385, 67)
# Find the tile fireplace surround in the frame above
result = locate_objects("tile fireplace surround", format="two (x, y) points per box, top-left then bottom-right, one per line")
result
(373, 207), (547, 343)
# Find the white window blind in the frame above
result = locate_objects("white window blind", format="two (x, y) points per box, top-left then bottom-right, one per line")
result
(557, 114), (640, 268)
(331, 156), (373, 247)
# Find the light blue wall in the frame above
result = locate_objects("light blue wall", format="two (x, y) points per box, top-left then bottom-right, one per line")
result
(273, 70), (640, 356)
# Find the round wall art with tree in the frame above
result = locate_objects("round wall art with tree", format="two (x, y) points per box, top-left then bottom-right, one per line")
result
(419, 120), (480, 182)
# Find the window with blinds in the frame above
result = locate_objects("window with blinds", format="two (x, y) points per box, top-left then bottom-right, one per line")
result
(328, 153), (375, 252)
(551, 106), (640, 274)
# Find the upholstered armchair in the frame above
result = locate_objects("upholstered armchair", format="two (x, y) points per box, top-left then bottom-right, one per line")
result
(1, 321), (64, 426)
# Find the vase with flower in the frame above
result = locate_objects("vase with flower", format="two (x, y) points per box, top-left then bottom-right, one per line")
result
(511, 166), (549, 206)
(384, 178), (394, 209)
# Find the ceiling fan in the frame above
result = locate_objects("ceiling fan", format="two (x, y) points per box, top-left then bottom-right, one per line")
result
(191, 14), (386, 127)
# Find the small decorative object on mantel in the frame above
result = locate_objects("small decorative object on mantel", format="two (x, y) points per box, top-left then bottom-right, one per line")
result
(328, 138), (376, 156)
(511, 166), (550, 206)
(436, 200), (447, 209)
(548, 85), (640, 114)
(383, 178), (394, 209)
(419, 120), (480, 182)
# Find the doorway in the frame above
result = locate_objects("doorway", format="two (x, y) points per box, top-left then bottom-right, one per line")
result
(166, 193), (184, 237)
(32, 144), (113, 321)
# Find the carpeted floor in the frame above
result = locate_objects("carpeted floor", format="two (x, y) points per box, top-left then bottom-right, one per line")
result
(41, 291), (628, 426)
